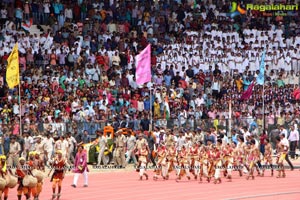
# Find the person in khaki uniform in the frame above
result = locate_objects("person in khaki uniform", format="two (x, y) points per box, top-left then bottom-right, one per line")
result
(165, 131), (174, 149)
(34, 136), (46, 162)
(114, 131), (126, 168)
(7, 136), (21, 167)
(134, 134), (148, 151)
(134, 134), (149, 171)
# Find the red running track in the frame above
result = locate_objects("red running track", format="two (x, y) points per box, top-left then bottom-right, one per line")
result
(8, 170), (300, 200)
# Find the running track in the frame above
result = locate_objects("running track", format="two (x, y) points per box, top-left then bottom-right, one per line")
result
(9, 170), (300, 200)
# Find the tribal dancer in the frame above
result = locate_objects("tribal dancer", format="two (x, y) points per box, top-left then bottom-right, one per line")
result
(34, 152), (45, 200)
(153, 143), (167, 180)
(276, 136), (287, 178)
(16, 157), (31, 200)
(262, 138), (274, 177)
(49, 150), (67, 200)
(246, 140), (260, 180)
(27, 151), (38, 199)
(0, 155), (10, 200)
(236, 136), (246, 176)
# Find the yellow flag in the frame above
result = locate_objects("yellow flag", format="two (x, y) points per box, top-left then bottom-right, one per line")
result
(6, 43), (20, 89)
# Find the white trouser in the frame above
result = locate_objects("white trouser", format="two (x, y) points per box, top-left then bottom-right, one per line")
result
(214, 161), (222, 179)
(194, 160), (200, 176)
(202, 160), (208, 177)
(139, 162), (146, 176)
(227, 162), (233, 176)
(179, 163), (190, 177)
(73, 169), (88, 186)
(227, 157), (234, 176)
(125, 149), (137, 164)
(161, 164), (168, 177)
(97, 147), (105, 165)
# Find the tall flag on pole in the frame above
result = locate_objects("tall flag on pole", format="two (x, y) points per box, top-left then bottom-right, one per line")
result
(6, 43), (20, 89)
(164, 96), (170, 120)
(240, 82), (254, 101)
(256, 49), (266, 85)
(135, 44), (151, 85)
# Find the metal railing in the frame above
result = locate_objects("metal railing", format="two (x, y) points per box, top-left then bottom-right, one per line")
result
(0, 117), (297, 137)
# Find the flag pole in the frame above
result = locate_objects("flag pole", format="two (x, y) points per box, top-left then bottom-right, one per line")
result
(262, 49), (266, 133)
(262, 82), (265, 132)
(149, 83), (153, 131)
(19, 80), (22, 136)
(228, 99), (232, 143)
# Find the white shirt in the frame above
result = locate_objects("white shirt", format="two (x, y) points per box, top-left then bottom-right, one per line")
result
(280, 129), (288, 138)
(176, 136), (186, 151)
(60, 140), (69, 155)
(24, 136), (34, 151)
(44, 137), (54, 152)
(43, 3), (50, 13)
(288, 129), (299, 142)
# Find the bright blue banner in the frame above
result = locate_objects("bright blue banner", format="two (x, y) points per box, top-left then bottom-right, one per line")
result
(256, 49), (266, 85)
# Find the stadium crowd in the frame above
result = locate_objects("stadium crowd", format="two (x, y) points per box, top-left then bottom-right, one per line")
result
(0, 0), (299, 167)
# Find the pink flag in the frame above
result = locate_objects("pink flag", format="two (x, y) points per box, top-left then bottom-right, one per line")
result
(135, 44), (151, 85)
(240, 82), (254, 101)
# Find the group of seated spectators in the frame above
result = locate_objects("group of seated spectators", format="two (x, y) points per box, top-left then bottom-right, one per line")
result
(0, 0), (299, 157)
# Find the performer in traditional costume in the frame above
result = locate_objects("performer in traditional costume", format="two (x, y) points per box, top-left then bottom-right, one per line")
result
(27, 151), (38, 199)
(189, 142), (199, 180)
(246, 140), (260, 180)
(198, 146), (206, 183)
(223, 143), (234, 181)
(276, 136), (287, 178)
(213, 141), (223, 184)
(137, 143), (149, 180)
(153, 143), (167, 180)
(0, 155), (10, 200)
(16, 157), (32, 200)
(34, 152), (45, 200)
(49, 150), (67, 200)
(166, 143), (177, 180)
(262, 138), (273, 177)
(236, 136), (246, 176)
(207, 145), (215, 183)
(176, 145), (190, 181)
